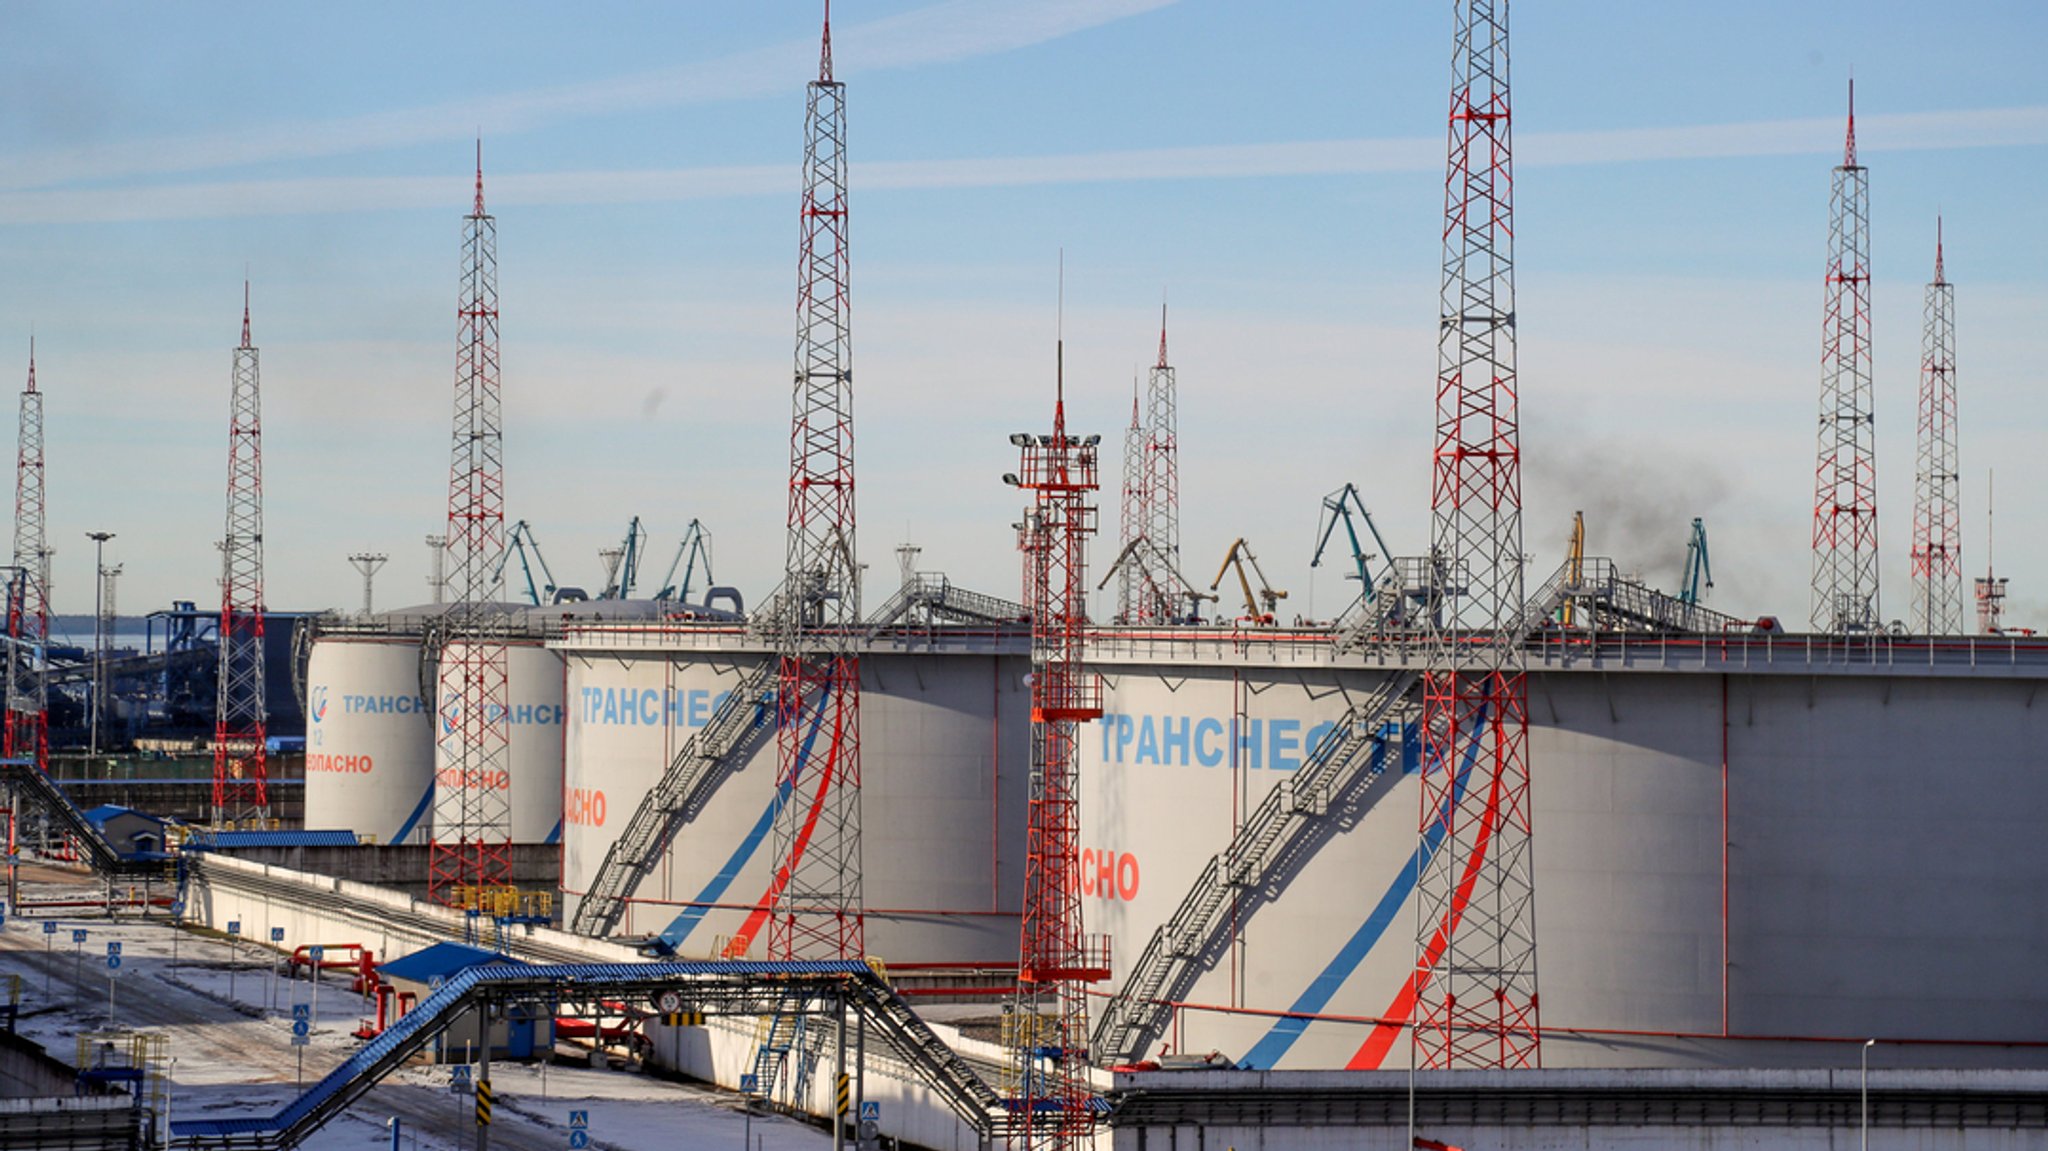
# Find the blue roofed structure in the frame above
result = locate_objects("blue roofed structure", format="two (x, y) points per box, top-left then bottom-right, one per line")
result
(376, 942), (523, 986)
(80, 805), (168, 857)
(184, 829), (360, 850)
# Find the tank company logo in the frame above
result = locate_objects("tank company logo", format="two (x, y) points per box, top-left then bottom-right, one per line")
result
(579, 685), (730, 729)
(565, 787), (606, 828)
(1079, 848), (1140, 902)
(1098, 712), (1341, 772)
(309, 685), (330, 724)
(436, 701), (567, 735)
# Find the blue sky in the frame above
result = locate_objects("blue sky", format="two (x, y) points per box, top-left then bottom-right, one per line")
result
(1, 1), (2044, 628)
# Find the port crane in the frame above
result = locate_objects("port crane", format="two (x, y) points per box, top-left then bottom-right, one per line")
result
(599, 516), (648, 600)
(1561, 510), (1586, 626)
(1310, 483), (1394, 601)
(1680, 517), (1713, 606)
(1096, 536), (1214, 623)
(655, 519), (714, 603)
(1210, 538), (1287, 624)
(493, 520), (559, 606)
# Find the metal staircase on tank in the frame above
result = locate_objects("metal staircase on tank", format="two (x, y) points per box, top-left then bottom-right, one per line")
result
(867, 573), (1026, 633)
(570, 661), (777, 938)
(1092, 670), (1420, 1065)
(751, 998), (812, 1108)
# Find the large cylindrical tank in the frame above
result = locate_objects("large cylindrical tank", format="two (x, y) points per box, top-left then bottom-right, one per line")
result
(559, 641), (1028, 964)
(1082, 647), (2048, 1072)
(303, 635), (434, 845)
(431, 639), (566, 845)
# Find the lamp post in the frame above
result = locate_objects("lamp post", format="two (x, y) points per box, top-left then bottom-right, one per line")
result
(1861, 1037), (1876, 1151)
(85, 532), (114, 759)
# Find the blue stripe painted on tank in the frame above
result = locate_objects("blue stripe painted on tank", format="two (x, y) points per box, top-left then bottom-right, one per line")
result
(544, 818), (562, 845)
(390, 782), (433, 846)
(1236, 709), (1485, 1070)
(651, 680), (831, 950)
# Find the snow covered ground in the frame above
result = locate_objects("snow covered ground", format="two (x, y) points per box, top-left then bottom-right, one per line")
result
(0, 872), (834, 1151)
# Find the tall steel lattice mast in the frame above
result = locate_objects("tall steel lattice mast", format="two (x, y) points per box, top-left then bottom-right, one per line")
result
(214, 288), (269, 825)
(1114, 381), (1145, 621)
(428, 149), (513, 903)
(5, 343), (49, 774)
(767, 5), (863, 962)
(1910, 219), (1961, 635)
(1811, 84), (1878, 632)
(1004, 320), (1108, 1151)
(1139, 306), (1181, 614)
(1413, 0), (1541, 1071)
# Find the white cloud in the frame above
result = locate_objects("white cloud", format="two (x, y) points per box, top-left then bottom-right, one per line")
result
(0, 0), (1179, 193)
(6, 103), (2043, 226)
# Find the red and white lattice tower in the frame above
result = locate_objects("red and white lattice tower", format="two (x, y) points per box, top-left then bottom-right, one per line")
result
(1138, 307), (1181, 616)
(214, 288), (269, 825)
(1004, 332), (1108, 1151)
(1811, 84), (1879, 632)
(428, 150), (513, 903)
(1910, 220), (1961, 635)
(1114, 381), (1145, 621)
(1413, 0), (1541, 1071)
(767, 5), (864, 961)
(5, 343), (49, 774)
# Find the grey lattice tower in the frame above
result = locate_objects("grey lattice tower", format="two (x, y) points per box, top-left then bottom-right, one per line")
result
(1140, 306), (1181, 613)
(766, 6), (864, 962)
(1811, 85), (1879, 632)
(214, 287), (269, 825)
(428, 149), (513, 903)
(1910, 220), (1961, 635)
(1413, 0), (1541, 1071)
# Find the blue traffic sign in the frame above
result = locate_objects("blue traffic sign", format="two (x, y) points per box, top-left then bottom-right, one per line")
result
(169, 900), (185, 918)
(41, 921), (55, 936)
(106, 955), (121, 971)
(860, 1101), (880, 1123)
(568, 1111), (588, 1128)
(291, 1034), (309, 1047)
(739, 1074), (758, 1095)
(71, 929), (86, 944)
(292, 1003), (311, 1021)
(227, 920), (241, 935)
(309, 945), (325, 962)
(270, 927), (285, 943)
(291, 1020), (310, 1037)
(106, 942), (120, 956)
(568, 1133), (589, 1150)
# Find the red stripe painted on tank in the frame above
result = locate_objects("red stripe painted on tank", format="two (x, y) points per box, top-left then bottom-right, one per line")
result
(1348, 754), (1503, 1070)
(721, 707), (844, 956)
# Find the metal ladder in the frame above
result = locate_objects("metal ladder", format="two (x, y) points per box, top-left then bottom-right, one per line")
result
(0, 761), (142, 875)
(1091, 670), (1420, 1064)
(569, 662), (777, 937)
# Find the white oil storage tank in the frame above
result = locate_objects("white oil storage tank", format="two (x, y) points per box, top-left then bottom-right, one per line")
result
(303, 634), (435, 845)
(431, 637), (567, 845)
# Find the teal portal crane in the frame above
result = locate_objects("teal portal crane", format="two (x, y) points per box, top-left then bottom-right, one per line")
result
(1681, 517), (1713, 606)
(600, 517), (648, 600)
(493, 520), (558, 606)
(656, 519), (714, 603)
(1311, 483), (1394, 600)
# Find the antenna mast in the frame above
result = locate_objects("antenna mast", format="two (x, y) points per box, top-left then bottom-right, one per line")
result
(1414, 0), (1542, 1070)
(767, 2), (864, 961)
(214, 285), (269, 825)
(1811, 81), (1880, 631)
(428, 144), (514, 903)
